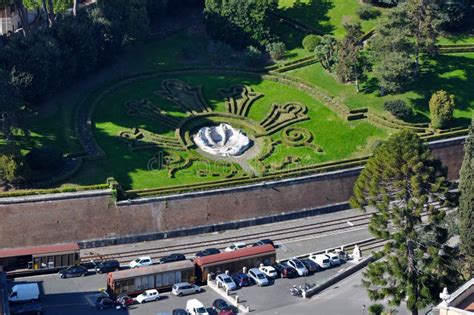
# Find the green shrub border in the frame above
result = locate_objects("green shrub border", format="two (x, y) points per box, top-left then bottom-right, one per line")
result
(0, 183), (110, 199)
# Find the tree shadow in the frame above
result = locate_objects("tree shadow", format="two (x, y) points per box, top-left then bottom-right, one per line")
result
(276, 0), (334, 35)
(409, 53), (474, 127)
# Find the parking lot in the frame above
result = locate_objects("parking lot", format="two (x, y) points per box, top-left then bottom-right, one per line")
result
(11, 258), (355, 315)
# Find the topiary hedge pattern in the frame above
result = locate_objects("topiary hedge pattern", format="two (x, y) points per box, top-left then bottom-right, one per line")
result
(281, 127), (323, 152)
(155, 79), (211, 115)
(219, 85), (263, 117)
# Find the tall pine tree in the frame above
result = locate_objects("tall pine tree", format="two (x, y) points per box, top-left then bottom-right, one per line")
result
(351, 131), (459, 315)
(458, 121), (473, 276)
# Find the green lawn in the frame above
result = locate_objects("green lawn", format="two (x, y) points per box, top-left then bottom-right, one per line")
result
(278, 0), (385, 38)
(70, 73), (385, 190)
(288, 52), (474, 125)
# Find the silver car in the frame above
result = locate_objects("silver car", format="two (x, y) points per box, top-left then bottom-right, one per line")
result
(172, 282), (202, 296)
(216, 273), (238, 291)
(247, 268), (270, 286)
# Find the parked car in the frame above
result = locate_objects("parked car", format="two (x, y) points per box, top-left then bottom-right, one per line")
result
(95, 297), (122, 310)
(326, 252), (341, 266)
(9, 284), (40, 303)
(212, 299), (235, 314)
(129, 256), (153, 268)
(95, 260), (120, 273)
(12, 302), (42, 315)
(309, 254), (331, 269)
(135, 289), (160, 303)
(259, 266), (278, 279)
(58, 266), (88, 279)
(216, 273), (238, 291)
(252, 239), (275, 248)
(195, 248), (220, 257)
(224, 242), (247, 252)
(300, 258), (319, 273)
(247, 268), (270, 286)
(116, 295), (135, 307)
(231, 273), (251, 287)
(272, 263), (298, 278)
(172, 309), (189, 315)
(172, 282), (202, 296)
(186, 299), (209, 315)
(159, 253), (186, 264)
(286, 258), (309, 276)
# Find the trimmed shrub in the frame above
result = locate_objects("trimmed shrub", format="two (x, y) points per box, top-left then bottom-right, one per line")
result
(302, 34), (321, 52)
(429, 90), (455, 129)
(26, 147), (65, 171)
(357, 5), (381, 20)
(383, 99), (413, 119)
(266, 42), (286, 60)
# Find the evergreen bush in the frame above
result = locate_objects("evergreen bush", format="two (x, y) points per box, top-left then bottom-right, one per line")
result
(383, 99), (413, 119)
(302, 34), (321, 52)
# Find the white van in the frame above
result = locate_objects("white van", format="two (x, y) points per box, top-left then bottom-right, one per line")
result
(9, 283), (40, 303)
(186, 299), (209, 315)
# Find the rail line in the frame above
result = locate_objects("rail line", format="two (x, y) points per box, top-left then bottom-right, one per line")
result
(82, 211), (377, 263)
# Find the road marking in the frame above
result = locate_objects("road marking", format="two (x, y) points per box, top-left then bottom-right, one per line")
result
(347, 221), (354, 226)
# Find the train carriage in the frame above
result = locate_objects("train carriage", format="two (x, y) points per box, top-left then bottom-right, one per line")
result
(107, 260), (195, 296)
(0, 243), (80, 274)
(194, 244), (276, 283)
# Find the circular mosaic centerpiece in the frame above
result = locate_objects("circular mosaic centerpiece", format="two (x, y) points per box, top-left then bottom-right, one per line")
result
(193, 123), (252, 157)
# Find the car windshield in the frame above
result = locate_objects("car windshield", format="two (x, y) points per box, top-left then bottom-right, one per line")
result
(294, 260), (304, 268)
(224, 278), (232, 283)
(196, 307), (207, 313)
(134, 258), (140, 262)
(257, 274), (265, 279)
(323, 259), (330, 263)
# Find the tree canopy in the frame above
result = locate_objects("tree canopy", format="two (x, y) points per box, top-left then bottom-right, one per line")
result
(351, 131), (459, 315)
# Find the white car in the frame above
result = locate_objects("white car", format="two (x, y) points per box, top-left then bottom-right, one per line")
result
(172, 282), (202, 296)
(286, 258), (308, 276)
(135, 289), (160, 303)
(247, 268), (270, 286)
(259, 266), (278, 279)
(326, 252), (341, 266)
(129, 256), (153, 268)
(309, 254), (331, 269)
(216, 273), (238, 291)
(224, 242), (247, 252)
(186, 299), (209, 315)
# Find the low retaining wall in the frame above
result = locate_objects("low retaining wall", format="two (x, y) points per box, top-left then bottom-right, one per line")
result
(0, 136), (466, 249)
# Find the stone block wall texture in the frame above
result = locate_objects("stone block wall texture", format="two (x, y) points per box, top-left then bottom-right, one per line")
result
(0, 137), (466, 248)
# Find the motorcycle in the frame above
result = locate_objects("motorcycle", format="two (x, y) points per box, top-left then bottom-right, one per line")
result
(290, 285), (303, 297)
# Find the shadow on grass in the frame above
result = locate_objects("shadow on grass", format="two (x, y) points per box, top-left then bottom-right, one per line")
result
(277, 0), (334, 34)
(409, 53), (474, 127)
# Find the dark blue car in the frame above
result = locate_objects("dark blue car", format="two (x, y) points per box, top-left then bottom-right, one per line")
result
(231, 272), (251, 287)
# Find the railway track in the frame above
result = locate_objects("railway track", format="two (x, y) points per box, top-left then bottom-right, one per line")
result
(82, 211), (377, 264)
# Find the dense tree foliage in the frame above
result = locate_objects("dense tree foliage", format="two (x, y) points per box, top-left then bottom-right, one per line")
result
(203, 0), (278, 48)
(351, 131), (459, 315)
(429, 90), (455, 129)
(458, 121), (473, 276)
(314, 35), (338, 72)
(370, 8), (414, 93)
(335, 23), (366, 92)
(0, 71), (23, 143)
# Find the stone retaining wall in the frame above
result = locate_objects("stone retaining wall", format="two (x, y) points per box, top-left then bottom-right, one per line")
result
(0, 137), (466, 249)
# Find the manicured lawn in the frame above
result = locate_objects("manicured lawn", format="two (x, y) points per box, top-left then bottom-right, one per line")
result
(288, 52), (474, 125)
(278, 0), (385, 38)
(73, 73), (385, 190)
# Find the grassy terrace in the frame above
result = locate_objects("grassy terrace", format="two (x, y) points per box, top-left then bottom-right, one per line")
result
(288, 52), (474, 125)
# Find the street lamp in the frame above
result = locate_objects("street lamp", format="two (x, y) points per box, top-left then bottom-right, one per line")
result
(362, 304), (366, 315)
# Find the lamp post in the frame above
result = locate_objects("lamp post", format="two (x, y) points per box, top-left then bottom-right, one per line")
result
(362, 304), (366, 315)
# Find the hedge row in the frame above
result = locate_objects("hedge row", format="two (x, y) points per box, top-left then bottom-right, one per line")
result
(438, 47), (474, 53)
(349, 108), (369, 114)
(421, 128), (469, 141)
(265, 55), (315, 71)
(0, 183), (110, 199)
(272, 58), (318, 73)
(367, 112), (427, 133)
(347, 113), (367, 121)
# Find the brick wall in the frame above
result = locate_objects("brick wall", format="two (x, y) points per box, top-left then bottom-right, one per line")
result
(0, 137), (466, 248)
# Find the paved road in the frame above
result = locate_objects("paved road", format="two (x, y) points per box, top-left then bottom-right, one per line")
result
(254, 266), (432, 315)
